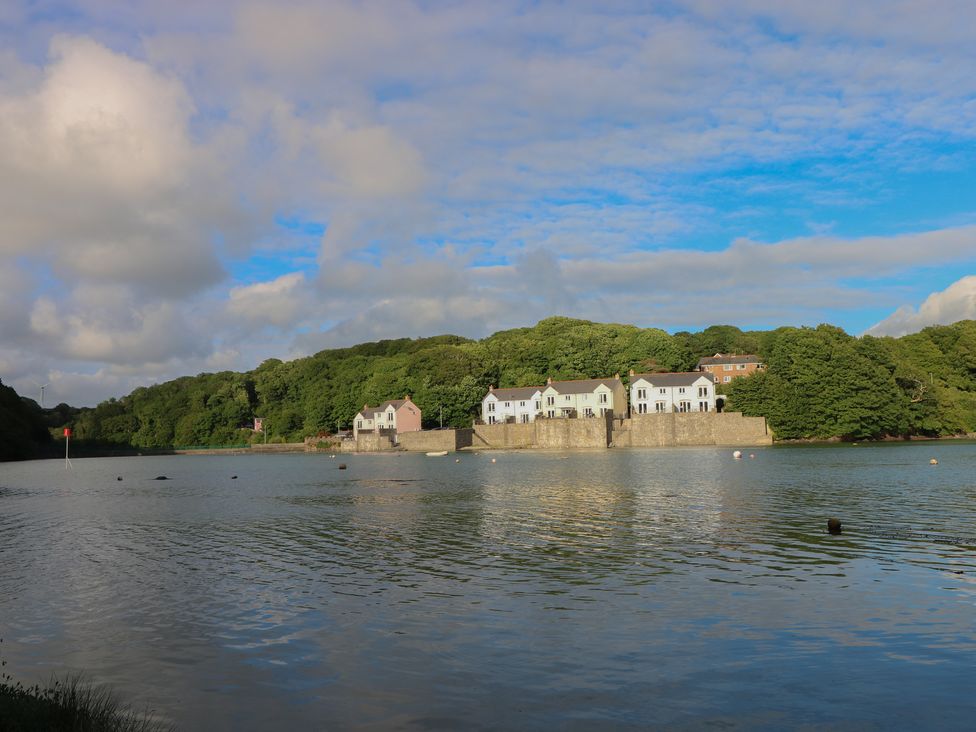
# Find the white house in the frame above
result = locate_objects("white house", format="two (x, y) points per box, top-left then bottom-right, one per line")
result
(353, 396), (422, 438)
(540, 375), (627, 418)
(481, 386), (544, 424)
(629, 371), (716, 414)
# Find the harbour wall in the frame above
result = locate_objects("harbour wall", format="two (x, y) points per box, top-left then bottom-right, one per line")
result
(339, 412), (770, 452)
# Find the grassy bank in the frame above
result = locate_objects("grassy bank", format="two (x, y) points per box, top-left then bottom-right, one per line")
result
(0, 672), (170, 732)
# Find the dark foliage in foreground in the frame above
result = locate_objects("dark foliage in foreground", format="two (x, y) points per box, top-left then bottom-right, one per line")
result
(0, 670), (170, 732)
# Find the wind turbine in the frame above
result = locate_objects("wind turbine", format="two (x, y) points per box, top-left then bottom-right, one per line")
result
(31, 380), (50, 409)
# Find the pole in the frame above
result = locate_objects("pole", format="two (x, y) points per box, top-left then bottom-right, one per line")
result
(440, 405), (443, 429)
(63, 427), (72, 470)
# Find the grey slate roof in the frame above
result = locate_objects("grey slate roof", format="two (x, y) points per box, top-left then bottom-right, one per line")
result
(546, 378), (621, 394)
(631, 372), (715, 386)
(487, 386), (543, 401)
(696, 354), (763, 366)
(357, 399), (408, 417)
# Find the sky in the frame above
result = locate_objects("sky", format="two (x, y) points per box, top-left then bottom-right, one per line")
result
(2, 1), (976, 407)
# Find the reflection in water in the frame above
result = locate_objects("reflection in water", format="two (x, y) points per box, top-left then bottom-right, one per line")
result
(2, 445), (976, 729)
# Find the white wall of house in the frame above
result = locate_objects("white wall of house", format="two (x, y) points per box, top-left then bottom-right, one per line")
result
(354, 406), (398, 437)
(482, 392), (543, 424)
(630, 375), (715, 414)
(541, 384), (616, 418)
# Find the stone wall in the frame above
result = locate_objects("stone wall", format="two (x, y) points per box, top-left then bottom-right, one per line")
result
(536, 415), (611, 449)
(340, 433), (396, 453)
(398, 429), (473, 452)
(471, 422), (537, 449)
(615, 412), (770, 448)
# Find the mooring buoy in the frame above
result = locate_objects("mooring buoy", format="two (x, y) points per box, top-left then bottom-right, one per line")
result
(116, 476), (123, 481)
(231, 475), (238, 480)
(153, 476), (169, 481)
(930, 458), (938, 465)
(827, 517), (842, 534)
(733, 450), (742, 459)
(338, 463), (347, 470)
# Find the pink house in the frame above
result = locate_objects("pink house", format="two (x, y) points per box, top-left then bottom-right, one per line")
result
(353, 395), (422, 438)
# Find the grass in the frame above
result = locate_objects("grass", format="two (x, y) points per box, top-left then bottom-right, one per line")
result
(1, 648), (171, 732)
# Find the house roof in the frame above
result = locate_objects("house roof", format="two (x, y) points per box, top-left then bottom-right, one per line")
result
(632, 371), (715, 386)
(696, 354), (763, 366)
(486, 386), (543, 401)
(545, 377), (621, 395)
(356, 399), (409, 418)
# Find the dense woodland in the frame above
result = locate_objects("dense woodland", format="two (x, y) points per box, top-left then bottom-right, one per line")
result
(4, 317), (976, 459)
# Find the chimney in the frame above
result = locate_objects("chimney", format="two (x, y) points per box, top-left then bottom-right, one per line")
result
(614, 372), (620, 379)
(628, 369), (635, 377)
(489, 384), (494, 391)
(547, 376), (553, 385)
(404, 394), (411, 401)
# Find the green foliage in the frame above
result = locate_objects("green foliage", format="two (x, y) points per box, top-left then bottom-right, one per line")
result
(0, 380), (52, 461)
(51, 317), (976, 447)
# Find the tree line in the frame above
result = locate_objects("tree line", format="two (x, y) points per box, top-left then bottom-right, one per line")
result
(3, 317), (976, 459)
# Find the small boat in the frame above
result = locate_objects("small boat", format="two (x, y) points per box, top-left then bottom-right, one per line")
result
(426, 451), (449, 457)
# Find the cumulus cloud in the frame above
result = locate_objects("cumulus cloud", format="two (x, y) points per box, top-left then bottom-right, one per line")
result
(866, 276), (976, 337)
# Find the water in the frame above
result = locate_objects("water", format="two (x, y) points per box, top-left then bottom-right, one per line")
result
(2, 444), (976, 730)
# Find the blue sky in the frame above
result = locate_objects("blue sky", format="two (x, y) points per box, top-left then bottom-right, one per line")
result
(2, 1), (976, 406)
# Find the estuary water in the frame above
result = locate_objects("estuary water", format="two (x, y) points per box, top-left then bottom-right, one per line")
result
(2, 444), (976, 730)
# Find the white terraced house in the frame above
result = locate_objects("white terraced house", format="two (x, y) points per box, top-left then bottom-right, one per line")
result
(628, 370), (716, 414)
(540, 375), (627, 419)
(481, 386), (544, 424)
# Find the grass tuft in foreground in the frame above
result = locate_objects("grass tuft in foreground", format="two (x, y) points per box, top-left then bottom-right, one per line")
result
(1, 654), (171, 732)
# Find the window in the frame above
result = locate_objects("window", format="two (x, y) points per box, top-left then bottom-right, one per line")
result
(723, 364), (733, 371)
(599, 393), (608, 403)
(535, 400), (541, 410)
(547, 410), (555, 418)
(487, 402), (495, 412)
(659, 388), (666, 394)
(547, 396), (555, 406)
(488, 415), (496, 424)
(655, 401), (666, 412)
(638, 402), (648, 414)
(699, 401), (709, 412)
(584, 407), (594, 417)
(505, 402), (511, 408)
(698, 387), (708, 397)
(520, 414), (530, 423)
(357, 420), (362, 429)
(519, 401), (525, 407)
(679, 401), (691, 412)
(723, 376), (731, 383)
(737, 364), (747, 370)
(637, 388), (646, 399)
(678, 387), (685, 394)
(565, 395), (571, 402)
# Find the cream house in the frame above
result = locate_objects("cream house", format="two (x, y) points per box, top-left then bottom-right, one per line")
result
(540, 375), (627, 418)
(629, 370), (716, 414)
(482, 386), (544, 424)
(353, 396), (422, 438)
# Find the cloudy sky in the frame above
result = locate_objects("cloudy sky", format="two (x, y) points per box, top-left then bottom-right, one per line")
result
(2, 1), (976, 406)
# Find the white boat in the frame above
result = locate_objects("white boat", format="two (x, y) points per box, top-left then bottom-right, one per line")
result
(426, 451), (449, 457)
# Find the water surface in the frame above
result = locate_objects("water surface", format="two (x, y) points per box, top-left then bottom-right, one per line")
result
(2, 444), (976, 729)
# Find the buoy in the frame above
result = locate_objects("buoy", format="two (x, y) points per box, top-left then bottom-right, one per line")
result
(455, 458), (460, 463)
(116, 476), (123, 481)
(827, 517), (842, 534)
(732, 450), (742, 459)
(491, 458), (496, 463)
(330, 454), (336, 459)
(153, 476), (169, 481)
(231, 475), (238, 480)
(749, 453), (755, 459)
(930, 458), (938, 465)
(338, 463), (347, 470)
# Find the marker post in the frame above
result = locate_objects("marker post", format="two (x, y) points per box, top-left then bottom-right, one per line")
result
(64, 427), (73, 469)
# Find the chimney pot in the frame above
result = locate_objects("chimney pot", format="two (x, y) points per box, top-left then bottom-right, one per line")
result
(629, 369), (635, 376)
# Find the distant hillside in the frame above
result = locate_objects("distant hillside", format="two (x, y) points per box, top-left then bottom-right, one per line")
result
(63, 317), (976, 448)
(0, 380), (54, 461)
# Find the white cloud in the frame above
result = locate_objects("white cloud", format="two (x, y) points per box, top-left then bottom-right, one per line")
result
(867, 276), (976, 337)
